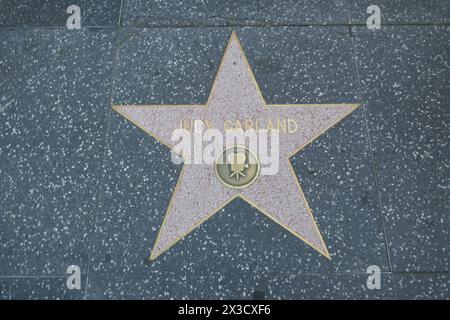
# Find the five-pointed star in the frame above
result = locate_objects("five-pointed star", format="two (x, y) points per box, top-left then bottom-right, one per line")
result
(113, 32), (359, 260)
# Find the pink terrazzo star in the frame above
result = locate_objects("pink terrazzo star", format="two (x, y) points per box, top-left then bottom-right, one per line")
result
(113, 32), (359, 260)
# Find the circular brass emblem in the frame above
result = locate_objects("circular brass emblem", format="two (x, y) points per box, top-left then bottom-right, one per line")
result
(214, 146), (260, 189)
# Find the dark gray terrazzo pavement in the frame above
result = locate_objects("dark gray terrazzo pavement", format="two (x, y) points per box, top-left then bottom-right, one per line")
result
(0, 1), (449, 299)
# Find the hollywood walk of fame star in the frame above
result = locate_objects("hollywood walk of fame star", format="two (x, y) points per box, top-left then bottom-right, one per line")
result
(113, 31), (359, 260)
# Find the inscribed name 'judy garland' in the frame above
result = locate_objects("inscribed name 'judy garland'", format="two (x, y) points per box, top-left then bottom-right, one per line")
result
(179, 117), (299, 134)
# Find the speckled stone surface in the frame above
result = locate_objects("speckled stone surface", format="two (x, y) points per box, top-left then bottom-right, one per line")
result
(0, 0), (122, 27)
(0, 29), (116, 276)
(87, 267), (395, 299)
(1, 2), (449, 300)
(121, 0), (351, 27)
(349, 1), (450, 25)
(353, 26), (450, 272)
(393, 273), (450, 299)
(0, 277), (86, 300)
